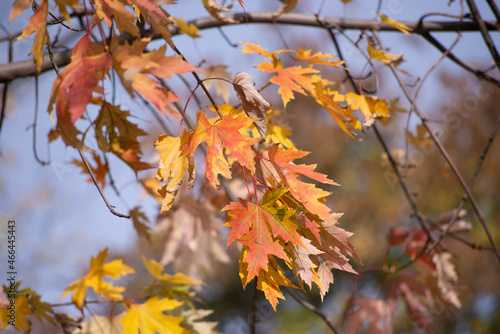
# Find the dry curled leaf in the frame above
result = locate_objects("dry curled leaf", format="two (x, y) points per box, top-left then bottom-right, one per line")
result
(232, 71), (272, 138)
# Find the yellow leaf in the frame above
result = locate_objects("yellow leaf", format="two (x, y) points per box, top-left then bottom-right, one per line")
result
(294, 48), (344, 68)
(174, 17), (202, 38)
(257, 258), (296, 310)
(0, 295), (33, 332)
(273, 0), (298, 18)
(17, 0), (48, 73)
(61, 249), (135, 310)
(143, 257), (201, 286)
(121, 297), (185, 334)
(154, 131), (195, 213)
(345, 92), (389, 128)
(408, 123), (433, 147)
(367, 44), (402, 64)
(77, 313), (125, 334)
(202, 65), (232, 102)
(380, 13), (411, 35)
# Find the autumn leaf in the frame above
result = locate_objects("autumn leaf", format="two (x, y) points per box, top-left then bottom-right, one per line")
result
(186, 111), (259, 189)
(267, 144), (338, 220)
(408, 123), (432, 147)
(93, 101), (151, 172)
(344, 297), (393, 334)
(380, 13), (412, 35)
(130, 0), (175, 47)
(181, 309), (219, 334)
(0, 295), (33, 332)
(345, 92), (389, 128)
(17, 0), (48, 72)
(256, 258), (296, 310)
(9, 0), (33, 22)
(387, 272), (433, 333)
(223, 188), (296, 281)
(202, 65), (232, 102)
(112, 37), (198, 118)
(431, 252), (462, 308)
(94, 0), (140, 37)
(77, 313), (125, 334)
(71, 152), (108, 189)
(294, 48), (344, 68)
(232, 71), (272, 138)
(61, 248), (136, 310)
(129, 206), (152, 241)
(367, 44), (402, 64)
(155, 131), (195, 212)
(273, 0), (298, 18)
(257, 59), (318, 106)
(174, 17), (202, 38)
(291, 237), (323, 290)
(143, 257), (201, 286)
(121, 297), (185, 334)
(202, 0), (240, 24)
(155, 196), (231, 279)
(241, 41), (290, 59)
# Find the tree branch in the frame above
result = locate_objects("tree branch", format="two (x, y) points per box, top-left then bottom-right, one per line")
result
(1, 12), (498, 83)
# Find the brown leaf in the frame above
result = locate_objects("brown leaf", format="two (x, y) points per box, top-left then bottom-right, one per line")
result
(232, 72), (272, 139)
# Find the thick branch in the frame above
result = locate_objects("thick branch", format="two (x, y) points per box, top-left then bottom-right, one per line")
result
(0, 12), (497, 82)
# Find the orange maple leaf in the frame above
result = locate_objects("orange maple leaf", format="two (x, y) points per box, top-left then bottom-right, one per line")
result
(17, 0), (49, 73)
(223, 188), (298, 281)
(186, 112), (258, 189)
(256, 59), (318, 106)
(267, 144), (338, 220)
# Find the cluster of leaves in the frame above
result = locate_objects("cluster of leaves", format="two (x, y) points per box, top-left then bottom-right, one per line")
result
(1, 250), (217, 334)
(3, 0), (472, 333)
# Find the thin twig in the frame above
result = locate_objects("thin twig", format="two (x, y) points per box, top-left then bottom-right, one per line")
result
(372, 30), (500, 261)
(428, 117), (500, 252)
(465, 0), (500, 69)
(32, 76), (50, 165)
(284, 287), (340, 334)
(78, 149), (130, 218)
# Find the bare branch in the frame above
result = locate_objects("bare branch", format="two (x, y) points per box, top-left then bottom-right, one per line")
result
(1, 13), (498, 83)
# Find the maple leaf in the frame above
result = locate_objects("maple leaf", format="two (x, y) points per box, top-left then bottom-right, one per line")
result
(129, 206), (152, 241)
(344, 297), (393, 334)
(174, 17), (202, 38)
(311, 81), (361, 139)
(112, 37), (198, 118)
(345, 92), (390, 128)
(232, 71), (272, 138)
(273, 0), (298, 18)
(291, 237), (323, 290)
(186, 111), (259, 189)
(267, 144), (338, 220)
(223, 188), (297, 281)
(94, 0), (140, 37)
(380, 13), (412, 35)
(386, 272), (433, 333)
(16, 0), (48, 72)
(257, 59), (318, 106)
(155, 131), (195, 212)
(202, 0), (240, 24)
(256, 258), (296, 310)
(28, 293), (55, 326)
(9, 0), (33, 22)
(367, 44), (402, 64)
(77, 313), (125, 334)
(71, 152), (108, 189)
(93, 101), (151, 172)
(202, 65), (232, 102)
(48, 36), (111, 125)
(155, 196), (231, 279)
(143, 257), (201, 286)
(129, 0), (175, 48)
(431, 252), (462, 308)
(408, 123), (433, 147)
(0, 295), (33, 332)
(61, 248), (135, 310)
(294, 48), (344, 68)
(121, 297), (185, 334)
(241, 41), (290, 59)
(181, 309), (219, 334)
